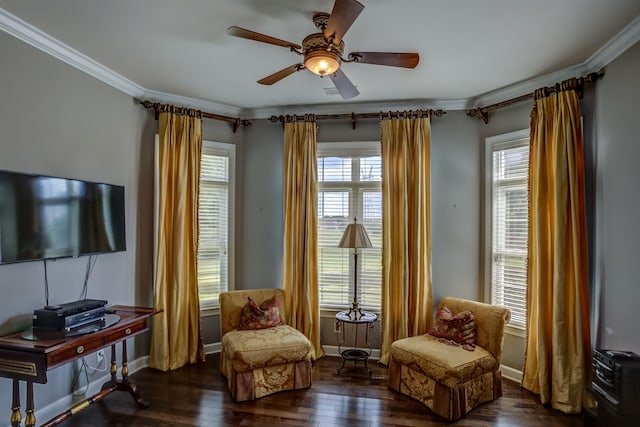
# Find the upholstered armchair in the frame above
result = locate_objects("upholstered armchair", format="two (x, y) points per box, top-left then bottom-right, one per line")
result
(219, 289), (312, 401)
(388, 297), (510, 421)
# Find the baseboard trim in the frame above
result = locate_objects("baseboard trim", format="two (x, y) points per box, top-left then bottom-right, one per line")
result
(501, 364), (523, 383)
(205, 342), (221, 354)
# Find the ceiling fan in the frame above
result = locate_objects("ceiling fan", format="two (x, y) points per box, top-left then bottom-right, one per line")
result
(226, 0), (419, 99)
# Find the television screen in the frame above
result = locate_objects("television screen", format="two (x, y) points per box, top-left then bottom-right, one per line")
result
(0, 171), (126, 264)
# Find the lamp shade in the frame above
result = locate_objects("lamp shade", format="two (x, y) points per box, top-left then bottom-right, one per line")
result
(338, 222), (372, 249)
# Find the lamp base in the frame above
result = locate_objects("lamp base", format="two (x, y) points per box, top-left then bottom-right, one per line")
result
(347, 301), (363, 319)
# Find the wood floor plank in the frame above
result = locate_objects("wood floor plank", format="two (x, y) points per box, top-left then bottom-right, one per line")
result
(52, 352), (585, 426)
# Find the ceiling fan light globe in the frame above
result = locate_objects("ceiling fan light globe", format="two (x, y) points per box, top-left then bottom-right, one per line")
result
(305, 51), (341, 76)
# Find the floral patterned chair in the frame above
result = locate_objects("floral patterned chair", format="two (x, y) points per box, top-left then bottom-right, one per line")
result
(219, 288), (312, 401)
(388, 297), (510, 421)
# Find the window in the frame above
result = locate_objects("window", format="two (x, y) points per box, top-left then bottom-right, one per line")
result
(317, 142), (382, 311)
(154, 138), (235, 311)
(197, 141), (235, 310)
(485, 130), (529, 329)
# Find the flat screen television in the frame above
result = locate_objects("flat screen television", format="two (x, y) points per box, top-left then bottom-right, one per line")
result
(0, 170), (126, 264)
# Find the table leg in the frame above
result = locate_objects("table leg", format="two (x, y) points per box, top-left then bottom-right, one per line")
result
(337, 321), (346, 375)
(364, 323), (373, 377)
(337, 356), (347, 375)
(10, 379), (21, 427)
(25, 381), (35, 427)
(109, 343), (118, 383)
(121, 339), (129, 382)
(100, 341), (148, 407)
(119, 339), (148, 407)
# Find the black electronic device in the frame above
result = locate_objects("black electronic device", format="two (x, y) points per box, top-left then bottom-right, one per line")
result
(0, 170), (126, 264)
(33, 299), (108, 331)
(592, 348), (640, 426)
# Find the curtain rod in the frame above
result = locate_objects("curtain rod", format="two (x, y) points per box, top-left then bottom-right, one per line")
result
(136, 99), (251, 133)
(467, 71), (604, 124)
(269, 109), (446, 130)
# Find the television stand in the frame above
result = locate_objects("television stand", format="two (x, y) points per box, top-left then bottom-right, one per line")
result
(0, 306), (157, 427)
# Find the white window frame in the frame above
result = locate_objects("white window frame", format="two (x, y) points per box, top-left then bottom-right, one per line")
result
(154, 137), (235, 314)
(317, 141), (382, 312)
(484, 129), (529, 335)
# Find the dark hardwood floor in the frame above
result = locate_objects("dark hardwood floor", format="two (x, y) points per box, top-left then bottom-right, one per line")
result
(56, 353), (585, 426)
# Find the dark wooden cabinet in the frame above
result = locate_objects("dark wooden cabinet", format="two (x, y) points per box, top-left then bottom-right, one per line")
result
(591, 349), (640, 426)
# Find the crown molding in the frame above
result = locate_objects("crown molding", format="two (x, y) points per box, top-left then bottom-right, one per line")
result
(0, 8), (145, 98)
(143, 89), (243, 117)
(469, 62), (589, 109)
(585, 14), (640, 71)
(3, 6), (639, 119)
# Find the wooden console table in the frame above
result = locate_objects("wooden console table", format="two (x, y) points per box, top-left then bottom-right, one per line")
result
(0, 305), (156, 427)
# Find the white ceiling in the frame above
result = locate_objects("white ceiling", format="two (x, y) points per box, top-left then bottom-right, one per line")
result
(1, 0), (640, 118)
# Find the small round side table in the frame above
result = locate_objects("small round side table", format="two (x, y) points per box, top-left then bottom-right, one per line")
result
(335, 310), (377, 377)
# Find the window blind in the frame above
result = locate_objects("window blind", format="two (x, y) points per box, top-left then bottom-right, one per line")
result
(197, 146), (231, 309)
(491, 142), (529, 328)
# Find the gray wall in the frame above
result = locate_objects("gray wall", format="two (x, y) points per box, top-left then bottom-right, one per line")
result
(594, 41), (640, 354)
(0, 32), (155, 414)
(430, 111), (482, 304)
(240, 119), (284, 290)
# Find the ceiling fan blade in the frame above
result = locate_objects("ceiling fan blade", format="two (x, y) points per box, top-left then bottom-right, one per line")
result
(257, 64), (304, 85)
(330, 68), (360, 99)
(349, 52), (420, 68)
(227, 26), (301, 50)
(325, 0), (364, 44)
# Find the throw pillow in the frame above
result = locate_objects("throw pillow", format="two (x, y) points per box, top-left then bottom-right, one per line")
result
(429, 305), (477, 351)
(238, 295), (282, 330)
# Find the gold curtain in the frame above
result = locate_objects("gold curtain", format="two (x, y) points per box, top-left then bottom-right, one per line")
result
(379, 115), (433, 365)
(149, 111), (205, 371)
(521, 80), (592, 413)
(282, 117), (324, 360)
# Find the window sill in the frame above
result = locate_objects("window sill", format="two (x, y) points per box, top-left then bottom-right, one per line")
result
(504, 324), (526, 338)
(200, 307), (220, 317)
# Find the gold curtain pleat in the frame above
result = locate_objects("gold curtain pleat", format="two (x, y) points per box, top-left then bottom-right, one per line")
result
(149, 111), (205, 371)
(379, 116), (433, 365)
(521, 83), (593, 413)
(282, 118), (324, 360)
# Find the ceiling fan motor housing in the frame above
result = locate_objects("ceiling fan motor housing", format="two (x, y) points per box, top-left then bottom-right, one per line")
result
(302, 33), (344, 76)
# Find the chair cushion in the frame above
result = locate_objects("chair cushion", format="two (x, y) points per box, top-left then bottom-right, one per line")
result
(390, 334), (498, 388)
(222, 325), (312, 372)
